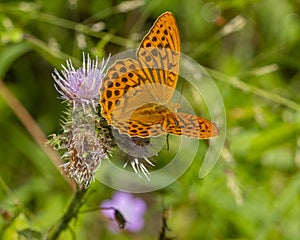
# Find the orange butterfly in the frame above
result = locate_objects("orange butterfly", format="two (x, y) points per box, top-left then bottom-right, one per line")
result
(100, 12), (219, 139)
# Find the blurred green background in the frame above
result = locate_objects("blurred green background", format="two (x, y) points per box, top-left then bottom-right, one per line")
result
(1, 0), (300, 239)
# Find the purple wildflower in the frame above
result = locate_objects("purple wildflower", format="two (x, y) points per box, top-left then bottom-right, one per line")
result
(52, 53), (109, 111)
(101, 192), (147, 232)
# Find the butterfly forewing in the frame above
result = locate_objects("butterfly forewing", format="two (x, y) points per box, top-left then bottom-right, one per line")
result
(100, 59), (149, 122)
(139, 12), (180, 50)
(100, 12), (180, 124)
(137, 12), (180, 102)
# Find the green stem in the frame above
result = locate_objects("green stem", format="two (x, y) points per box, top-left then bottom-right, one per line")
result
(46, 188), (87, 240)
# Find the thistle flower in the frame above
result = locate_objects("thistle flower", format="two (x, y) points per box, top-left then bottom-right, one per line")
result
(53, 53), (108, 111)
(50, 53), (113, 188)
(113, 131), (164, 180)
(101, 191), (147, 232)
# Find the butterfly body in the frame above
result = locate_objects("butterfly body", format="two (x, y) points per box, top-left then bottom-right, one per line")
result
(100, 12), (219, 139)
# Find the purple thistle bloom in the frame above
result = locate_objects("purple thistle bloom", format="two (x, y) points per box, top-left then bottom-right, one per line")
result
(101, 192), (147, 232)
(52, 53), (109, 111)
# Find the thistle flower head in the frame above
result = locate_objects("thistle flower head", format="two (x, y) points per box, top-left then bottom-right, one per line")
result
(113, 131), (160, 180)
(52, 53), (109, 111)
(124, 156), (154, 181)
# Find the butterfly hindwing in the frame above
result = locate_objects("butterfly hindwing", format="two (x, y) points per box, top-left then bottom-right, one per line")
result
(163, 112), (219, 139)
(111, 119), (164, 138)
